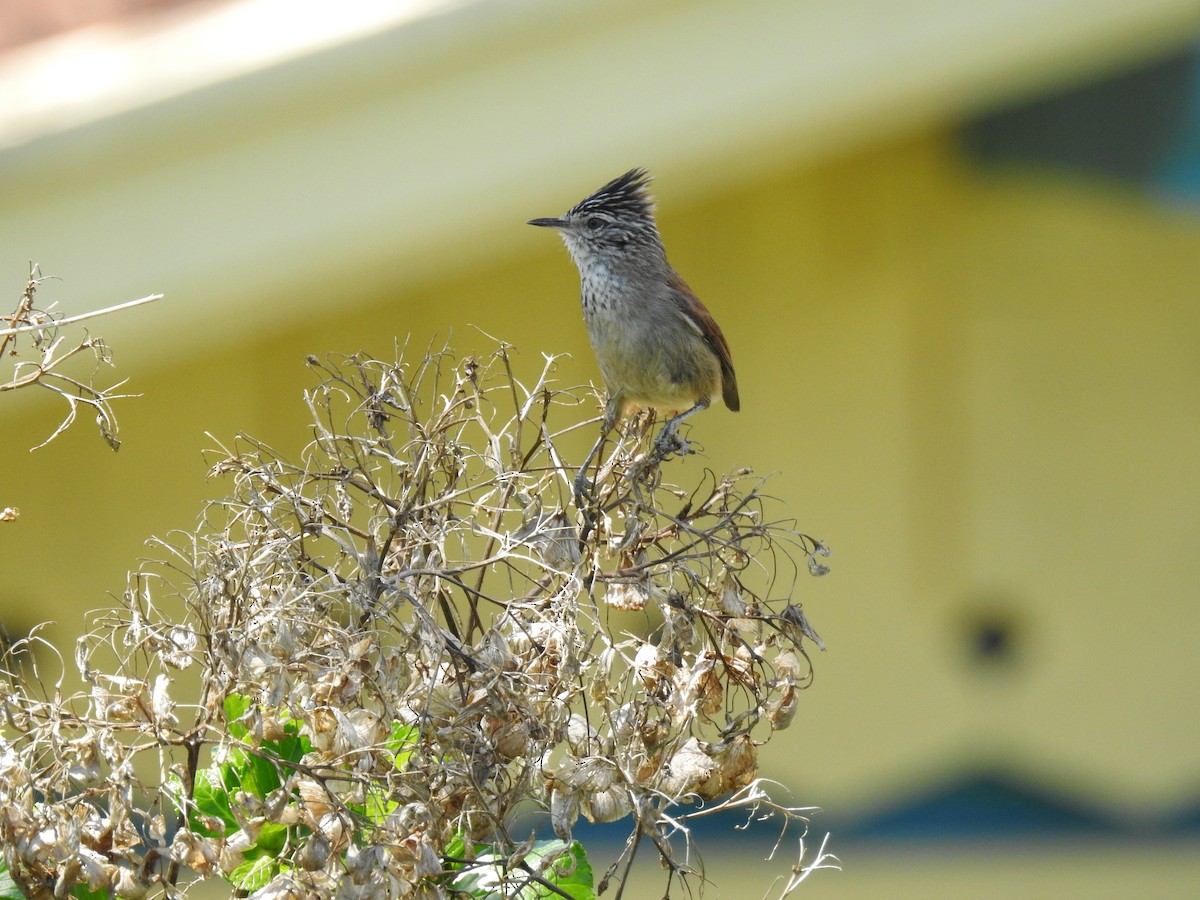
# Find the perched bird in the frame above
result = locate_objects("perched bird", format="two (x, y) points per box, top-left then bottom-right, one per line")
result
(529, 168), (738, 503)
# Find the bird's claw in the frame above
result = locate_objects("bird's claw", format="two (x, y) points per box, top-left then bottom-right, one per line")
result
(573, 470), (594, 509)
(573, 470), (601, 545)
(652, 424), (691, 458)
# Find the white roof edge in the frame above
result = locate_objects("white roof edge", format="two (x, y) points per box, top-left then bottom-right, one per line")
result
(0, 0), (475, 150)
(0, 0), (1196, 373)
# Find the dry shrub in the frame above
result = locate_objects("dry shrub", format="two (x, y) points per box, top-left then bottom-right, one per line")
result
(0, 342), (834, 899)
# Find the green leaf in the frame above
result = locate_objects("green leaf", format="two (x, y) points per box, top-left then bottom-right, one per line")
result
(442, 832), (476, 869)
(528, 841), (593, 900)
(239, 746), (284, 797)
(387, 721), (420, 769)
(251, 822), (291, 856)
(224, 693), (253, 740)
(228, 855), (279, 893)
(449, 839), (594, 900)
(190, 762), (238, 835)
(274, 731), (309, 764)
(360, 785), (399, 824)
(0, 862), (26, 900)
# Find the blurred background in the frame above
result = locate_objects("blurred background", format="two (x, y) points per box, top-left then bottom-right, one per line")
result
(2, 0), (1199, 896)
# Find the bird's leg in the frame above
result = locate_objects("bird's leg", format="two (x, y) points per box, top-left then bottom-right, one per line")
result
(574, 430), (608, 509)
(653, 397), (710, 457)
(574, 397), (621, 509)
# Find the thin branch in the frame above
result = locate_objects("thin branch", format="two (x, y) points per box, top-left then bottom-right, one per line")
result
(0, 292), (163, 337)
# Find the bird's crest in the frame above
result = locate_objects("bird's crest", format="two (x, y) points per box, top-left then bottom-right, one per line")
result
(569, 168), (655, 222)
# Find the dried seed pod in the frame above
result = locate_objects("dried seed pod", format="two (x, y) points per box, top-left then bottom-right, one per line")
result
(580, 785), (632, 823)
(550, 785), (578, 841)
(768, 682), (798, 731)
(659, 738), (717, 797)
(605, 579), (650, 611)
(695, 735), (758, 799)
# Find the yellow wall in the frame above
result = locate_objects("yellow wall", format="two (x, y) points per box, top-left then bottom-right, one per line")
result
(3, 126), (1198, 890)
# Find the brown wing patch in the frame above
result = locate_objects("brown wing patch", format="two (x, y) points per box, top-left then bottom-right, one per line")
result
(668, 271), (739, 412)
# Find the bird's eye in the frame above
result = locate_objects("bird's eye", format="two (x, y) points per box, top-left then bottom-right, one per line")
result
(586, 217), (603, 231)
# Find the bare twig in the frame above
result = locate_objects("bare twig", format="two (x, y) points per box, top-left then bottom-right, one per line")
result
(769, 832), (841, 897)
(0, 292), (162, 337)
(2, 266), (158, 452)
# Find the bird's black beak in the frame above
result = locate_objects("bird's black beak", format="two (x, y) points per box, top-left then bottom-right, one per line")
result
(527, 217), (565, 228)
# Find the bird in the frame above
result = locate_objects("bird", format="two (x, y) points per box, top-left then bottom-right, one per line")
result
(528, 168), (738, 505)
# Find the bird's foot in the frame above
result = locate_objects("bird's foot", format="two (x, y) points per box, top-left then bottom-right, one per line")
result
(573, 470), (601, 545)
(573, 469), (595, 510)
(652, 423), (691, 458)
